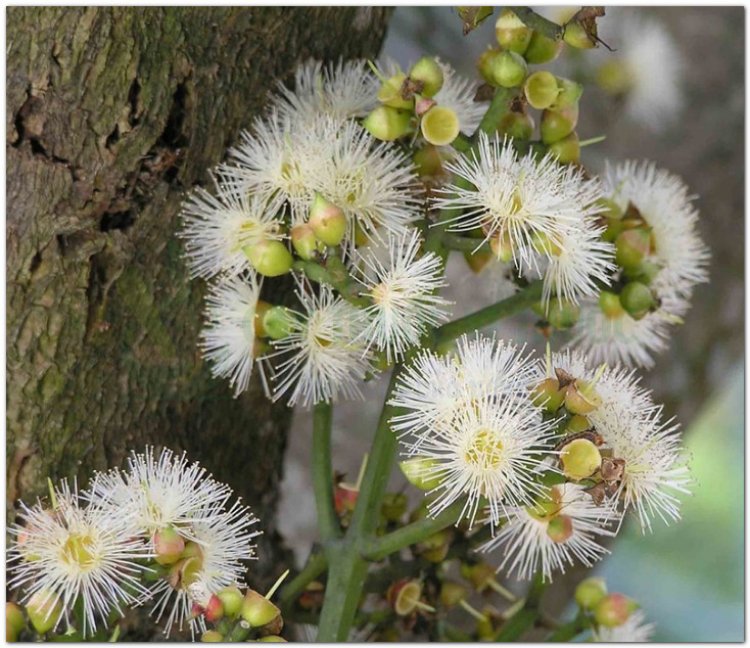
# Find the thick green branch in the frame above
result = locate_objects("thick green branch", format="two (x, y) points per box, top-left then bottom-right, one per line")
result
(312, 401), (341, 543)
(511, 7), (564, 40)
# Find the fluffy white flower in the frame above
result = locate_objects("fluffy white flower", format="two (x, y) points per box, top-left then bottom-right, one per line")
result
(480, 483), (619, 581)
(594, 610), (655, 642)
(354, 228), (450, 362)
(199, 273), (267, 398)
(8, 480), (150, 636)
(272, 58), (378, 124)
(179, 173), (283, 280)
(270, 278), (371, 407)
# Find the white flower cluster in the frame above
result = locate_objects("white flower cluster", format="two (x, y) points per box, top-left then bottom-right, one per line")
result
(8, 448), (259, 638)
(393, 335), (690, 582)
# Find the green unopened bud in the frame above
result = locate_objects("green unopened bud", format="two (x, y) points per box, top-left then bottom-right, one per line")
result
(524, 31), (564, 64)
(575, 577), (607, 610)
(596, 59), (634, 96)
(546, 514), (573, 543)
(201, 630), (224, 642)
(262, 306), (297, 340)
(594, 593), (638, 628)
(381, 492), (408, 522)
(619, 282), (655, 320)
(309, 193), (347, 247)
(377, 73), (413, 110)
(531, 377), (565, 413)
(6, 603), (25, 642)
(550, 77), (583, 110)
(440, 581), (468, 608)
(564, 380), (602, 415)
(547, 132), (580, 164)
(547, 299), (580, 330)
(26, 590), (62, 635)
(615, 228), (651, 271)
(491, 50), (528, 88)
(418, 529), (452, 563)
(563, 20), (597, 49)
(495, 9), (533, 54)
(540, 105), (578, 144)
(400, 457), (442, 491)
(566, 414), (591, 434)
(413, 144), (445, 177)
(560, 438), (602, 480)
(625, 260), (661, 285)
(599, 290), (625, 319)
(362, 105), (412, 141)
(244, 240), (293, 278)
(477, 48), (502, 85)
(524, 71), (559, 109)
(498, 111), (534, 140)
(460, 562), (496, 593)
(527, 492), (561, 520)
(217, 586), (244, 618)
(154, 526), (186, 565)
(290, 224), (319, 260)
(409, 57), (444, 97)
(421, 106), (460, 146)
(241, 590), (280, 628)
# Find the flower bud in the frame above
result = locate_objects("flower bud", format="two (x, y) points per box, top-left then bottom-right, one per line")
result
(599, 290), (625, 319)
(244, 240), (293, 278)
(564, 380), (602, 415)
(290, 224), (319, 260)
(495, 9), (533, 54)
(563, 21), (597, 49)
(377, 73), (413, 110)
(550, 77), (583, 110)
(490, 233), (514, 262)
(418, 529), (453, 563)
(440, 581), (468, 608)
(6, 603), (25, 642)
(524, 71), (559, 110)
(491, 50), (528, 88)
(262, 306), (297, 340)
(498, 111), (534, 140)
(547, 299), (580, 330)
(298, 581), (325, 611)
(421, 106), (460, 146)
(560, 438), (602, 481)
(399, 457), (442, 491)
(334, 482), (359, 516)
(414, 95), (436, 117)
(477, 48), (502, 85)
(524, 31), (564, 64)
(575, 577), (607, 610)
(540, 105), (578, 144)
(241, 590), (280, 628)
(566, 414), (591, 434)
(201, 630), (224, 642)
(619, 282), (655, 320)
(26, 590), (62, 635)
(463, 249), (493, 274)
(615, 228), (651, 271)
(154, 525), (186, 565)
(309, 193), (347, 247)
(381, 492), (408, 522)
(531, 377), (565, 413)
(527, 493), (561, 520)
(547, 132), (580, 164)
(594, 593), (638, 628)
(546, 514), (573, 543)
(409, 57), (444, 97)
(413, 144), (445, 177)
(204, 595), (224, 623)
(596, 59), (633, 96)
(460, 562), (496, 592)
(362, 105), (412, 142)
(217, 586), (244, 618)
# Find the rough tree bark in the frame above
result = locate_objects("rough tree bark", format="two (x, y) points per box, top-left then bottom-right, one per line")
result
(6, 4), (392, 588)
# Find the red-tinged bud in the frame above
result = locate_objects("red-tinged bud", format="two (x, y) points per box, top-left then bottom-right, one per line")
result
(439, 581), (468, 608)
(298, 581), (325, 611)
(531, 377), (565, 413)
(524, 71), (559, 110)
(495, 8), (533, 54)
(217, 586), (244, 618)
(6, 603), (25, 642)
(333, 482), (359, 515)
(594, 593), (638, 628)
(575, 577), (607, 610)
(204, 595), (224, 623)
(377, 73), (413, 110)
(491, 50), (528, 88)
(619, 281), (655, 320)
(599, 290), (626, 319)
(414, 95), (437, 117)
(290, 224), (319, 261)
(498, 110), (534, 140)
(154, 525), (186, 565)
(409, 57), (444, 97)
(540, 105), (579, 144)
(201, 630), (224, 642)
(309, 193), (347, 247)
(241, 590), (280, 628)
(421, 106), (460, 146)
(524, 31), (564, 64)
(26, 590), (62, 635)
(546, 514), (574, 543)
(244, 240), (293, 277)
(362, 105), (412, 141)
(400, 457), (442, 491)
(560, 438), (602, 481)
(547, 131), (580, 164)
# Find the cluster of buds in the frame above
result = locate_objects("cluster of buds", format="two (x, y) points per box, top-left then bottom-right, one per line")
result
(575, 578), (640, 630)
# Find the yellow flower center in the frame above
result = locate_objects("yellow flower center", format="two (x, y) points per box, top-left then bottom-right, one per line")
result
(464, 428), (505, 471)
(61, 533), (98, 572)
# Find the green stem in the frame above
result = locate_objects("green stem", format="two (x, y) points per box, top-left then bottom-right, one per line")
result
(510, 7), (564, 40)
(278, 551), (328, 611)
(493, 574), (547, 641)
(546, 613), (588, 642)
(433, 281), (543, 349)
(360, 501), (465, 561)
(292, 258), (369, 307)
(312, 401), (341, 543)
(477, 86), (517, 136)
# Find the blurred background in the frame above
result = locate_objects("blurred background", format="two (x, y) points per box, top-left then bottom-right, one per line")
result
(279, 7), (744, 641)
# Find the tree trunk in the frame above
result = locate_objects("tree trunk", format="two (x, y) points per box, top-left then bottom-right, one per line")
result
(6, 4), (392, 584)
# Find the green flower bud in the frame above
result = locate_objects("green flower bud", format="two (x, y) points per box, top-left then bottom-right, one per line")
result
(290, 224), (319, 260)
(527, 492), (561, 520)
(217, 586), (245, 618)
(550, 77), (583, 110)
(594, 593), (638, 628)
(596, 59), (633, 96)
(421, 106), (460, 146)
(460, 562), (496, 592)
(400, 457), (442, 491)
(464, 249), (493, 274)
(262, 306), (297, 340)
(560, 438), (602, 481)
(243, 240), (293, 278)
(241, 590), (280, 628)
(495, 9), (533, 54)
(540, 105), (578, 144)
(599, 290), (626, 319)
(546, 514), (573, 543)
(6, 603), (25, 642)
(154, 525), (186, 566)
(564, 380), (602, 415)
(625, 259), (661, 285)
(602, 215), (625, 243)
(566, 414), (591, 434)
(524, 31), (564, 64)
(498, 111), (534, 140)
(491, 50), (528, 88)
(563, 21), (597, 49)
(547, 299), (580, 330)
(26, 590), (62, 635)
(409, 57), (444, 97)
(201, 630), (224, 642)
(377, 73), (413, 110)
(619, 282), (655, 320)
(531, 377), (565, 413)
(547, 132), (580, 164)
(440, 581), (468, 608)
(477, 48), (502, 85)
(418, 529), (453, 563)
(381, 492), (408, 523)
(575, 578), (608, 610)
(524, 71), (559, 110)
(615, 228), (651, 271)
(413, 144), (445, 177)
(362, 105), (412, 142)
(309, 193), (347, 247)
